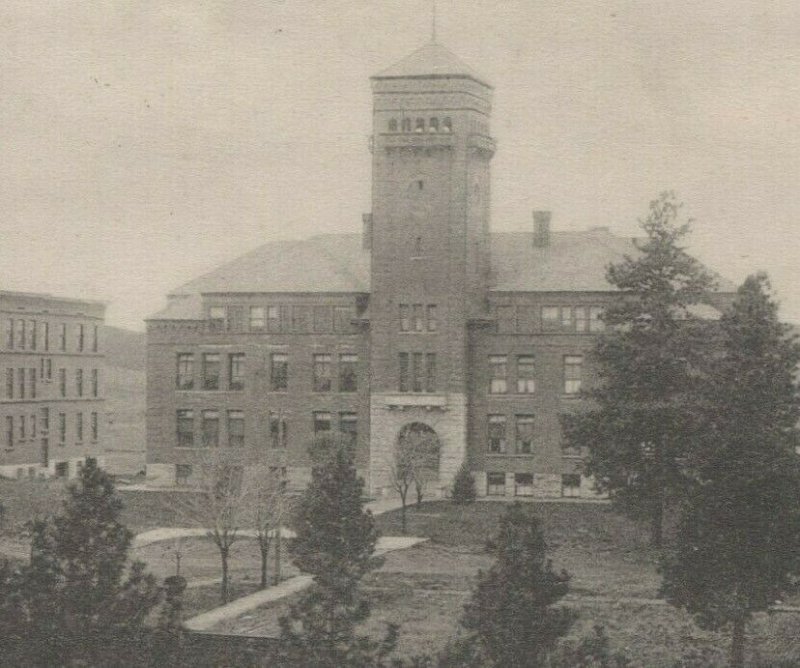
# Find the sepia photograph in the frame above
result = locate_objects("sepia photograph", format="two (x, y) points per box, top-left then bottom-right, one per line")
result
(1, 2), (799, 666)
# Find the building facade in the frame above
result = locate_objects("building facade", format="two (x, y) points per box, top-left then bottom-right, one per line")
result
(146, 42), (732, 497)
(1, 291), (106, 479)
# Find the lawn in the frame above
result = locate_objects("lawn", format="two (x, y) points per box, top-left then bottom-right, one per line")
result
(212, 500), (800, 666)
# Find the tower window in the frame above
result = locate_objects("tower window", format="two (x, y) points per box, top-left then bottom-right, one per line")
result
(429, 117), (439, 133)
(415, 236), (423, 255)
(442, 117), (452, 133)
(388, 118), (398, 132)
(415, 118), (425, 133)
(402, 118), (412, 132)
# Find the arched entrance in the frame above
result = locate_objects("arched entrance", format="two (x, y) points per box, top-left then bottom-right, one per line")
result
(396, 422), (441, 496)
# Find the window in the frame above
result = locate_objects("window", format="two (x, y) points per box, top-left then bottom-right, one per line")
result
(388, 118), (398, 132)
(561, 307), (573, 330)
(58, 413), (66, 444)
(489, 355), (508, 394)
(313, 306), (332, 333)
(339, 354), (358, 392)
(28, 320), (36, 350)
(59, 323), (67, 351)
(292, 305), (311, 332)
(515, 473), (534, 497)
(15, 320), (25, 350)
(42, 322), (50, 351)
(249, 306), (266, 330)
(5, 417), (13, 448)
(312, 354), (332, 392)
(442, 117), (452, 133)
(562, 474), (581, 498)
(541, 306), (560, 331)
(425, 353), (436, 392)
(91, 324), (98, 352)
(91, 369), (98, 397)
(176, 464), (192, 485)
(202, 410), (220, 447)
(29, 368), (36, 399)
(3, 319), (12, 349)
(59, 368), (66, 397)
(426, 305), (438, 332)
(516, 415), (535, 454)
(399, 305), (410, 332)
(313, 411), (331, 436)
(19, 414), (26, 441)
(5, 369), (12, 399)
(488, 415), (507, 453)
(176, 354), (194, 390)
(18, 368), (25, 399)
(76, 413), (83, 442)
(428, 117), (439, 132)
(574, 307), (588, 333)
(229, 353), (245, 391)
(412, 304), (424, 332)
(266, 305), (281, 332)
(334, 306), (354, 333)
(45, 359), (52, 381)
(487, 472), (506, 496)
(202, 353), (220, 390)
(270, 353), (288, 391)
(30, 413), (36, 439)
(589, 306), (605, 332)
(401, 117), (412, 132)
(76, 369), (84, 397)
(269, 412), (288, 449)
(40, 407), (49, 434)
(91, 412), (98, 441)
(55, 462), (69, 478)
(415, 117), (425, 132)
(497, 306), (515, 334)
(398, 353), (409, 392)
(411, 353), (424, 392)
(516, 356), (535, 393)
(340, 412), (358, 448)
(564, 355), (584, 394)
(208, 306), (226, 330)
(176, 410), (194, 447)
(77, 324), (85, 352)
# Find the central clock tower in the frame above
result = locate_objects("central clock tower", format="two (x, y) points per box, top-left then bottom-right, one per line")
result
(367, 42), (495, 495)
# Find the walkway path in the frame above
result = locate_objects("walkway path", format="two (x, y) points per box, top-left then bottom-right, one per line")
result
(184, 536), (427, 631)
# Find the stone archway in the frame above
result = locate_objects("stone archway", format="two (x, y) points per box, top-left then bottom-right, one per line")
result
(396, 422), (441, 499)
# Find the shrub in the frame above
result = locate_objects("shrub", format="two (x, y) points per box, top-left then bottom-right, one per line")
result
(451, 463), (476, 505)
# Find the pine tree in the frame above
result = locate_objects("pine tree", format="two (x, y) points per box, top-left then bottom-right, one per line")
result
(451, 462), (476, 505)
(661, 274), (800, 668)
(277, 443), (397, 667)
(461, 503), (575, 667)
(0, 459), (165, 666)
(562, 192), (715, 546)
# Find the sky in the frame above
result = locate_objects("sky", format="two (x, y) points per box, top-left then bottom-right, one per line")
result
(1, 1), (798, 331)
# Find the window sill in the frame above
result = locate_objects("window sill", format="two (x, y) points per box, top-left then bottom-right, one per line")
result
(559, 394), (582, 400)
(486, 452), (534, 458)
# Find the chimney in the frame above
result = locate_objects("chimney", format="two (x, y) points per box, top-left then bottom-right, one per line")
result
(362, 213), (373, 250)
(533, 210), (551, 247)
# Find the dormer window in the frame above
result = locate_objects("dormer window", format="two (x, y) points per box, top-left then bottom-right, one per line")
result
(429, 117), (439, 133)
(388, 118), (398, 132)
(402, 118), (412, 132)
(415, 118), (425, 133)
(442, 117), (452, 133)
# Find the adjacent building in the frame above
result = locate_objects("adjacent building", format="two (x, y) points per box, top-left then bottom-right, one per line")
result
(1, 291), (106, 479)
(146, 41), (733, 497)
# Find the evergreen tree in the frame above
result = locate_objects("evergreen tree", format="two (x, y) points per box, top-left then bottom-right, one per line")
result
(277, 443), (397, 667)
(562, 192), (715, 546)
(660, 274), (800, 668)
(0, 459), (166, 666)
(461, 503), (575, 667)
(451, 462), (476, 505)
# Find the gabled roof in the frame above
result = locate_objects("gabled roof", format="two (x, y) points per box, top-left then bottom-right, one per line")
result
(149, 228), (735, 321)
(373, 41), (491, 87)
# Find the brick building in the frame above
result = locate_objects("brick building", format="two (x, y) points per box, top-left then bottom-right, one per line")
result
(1, 291), (106, 479)
(146, 42), (733, 497)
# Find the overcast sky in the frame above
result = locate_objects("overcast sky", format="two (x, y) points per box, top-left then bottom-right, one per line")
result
(2, 1), (798, 330)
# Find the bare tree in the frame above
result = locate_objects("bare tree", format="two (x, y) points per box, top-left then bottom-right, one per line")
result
(388, 425), (441, 532)
(247, 460), (289, 589)
(386, 446), (414, 534)
(173, 447), (252, 603)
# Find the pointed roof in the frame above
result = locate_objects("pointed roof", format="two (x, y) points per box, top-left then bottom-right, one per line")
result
(373, 41), (491, 87)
